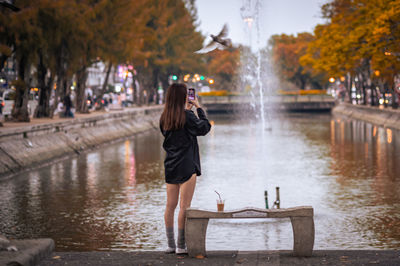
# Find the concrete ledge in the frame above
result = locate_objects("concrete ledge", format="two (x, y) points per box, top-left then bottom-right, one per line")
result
(0, 238), (54, 266)
(201, 95), (336, 113)
(333, 103), (400, 130)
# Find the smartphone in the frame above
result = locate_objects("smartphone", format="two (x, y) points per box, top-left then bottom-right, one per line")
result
(188, 88), (195, 101)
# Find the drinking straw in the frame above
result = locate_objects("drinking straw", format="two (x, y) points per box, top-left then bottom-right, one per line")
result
(214, 190), (222, 201)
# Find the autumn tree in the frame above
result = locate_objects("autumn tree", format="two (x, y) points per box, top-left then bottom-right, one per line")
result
(86, 0), (148, 107)
(35, 0), (88, 117)
(1, 0), (43, 121)
(301, 0), (400, 107)
(136, 0), (205, 104)
(206, 48), (240, 91)
(0, 0), (95, 118)
(1, 0), (207, 119)
(367, 0), (400, 107)
(270, 33), (327, 91)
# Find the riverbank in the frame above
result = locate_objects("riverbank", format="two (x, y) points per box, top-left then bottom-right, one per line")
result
(333, 103), (400, 130)
(37, 250), (400, 266)
(0, 105), (163, 181)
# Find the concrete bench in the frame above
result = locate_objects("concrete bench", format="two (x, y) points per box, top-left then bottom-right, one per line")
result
(185, 206), (314, 257)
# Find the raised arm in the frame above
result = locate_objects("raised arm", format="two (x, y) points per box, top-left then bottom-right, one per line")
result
(185, 108), (211, 136)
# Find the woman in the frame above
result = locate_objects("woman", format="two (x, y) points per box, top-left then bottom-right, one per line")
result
(160, 83), (211, 254)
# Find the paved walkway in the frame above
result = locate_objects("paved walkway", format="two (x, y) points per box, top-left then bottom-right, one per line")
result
(38, 250), (400, 266)
(2, 238), (400, 265)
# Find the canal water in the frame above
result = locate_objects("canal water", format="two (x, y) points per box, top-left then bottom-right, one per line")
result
(0, 113), (399, 251)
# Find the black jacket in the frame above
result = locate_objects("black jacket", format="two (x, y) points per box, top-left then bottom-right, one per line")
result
(160, 108), (211, 184)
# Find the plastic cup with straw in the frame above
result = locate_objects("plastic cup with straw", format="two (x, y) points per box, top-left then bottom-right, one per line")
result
(215, 190), (225, 212)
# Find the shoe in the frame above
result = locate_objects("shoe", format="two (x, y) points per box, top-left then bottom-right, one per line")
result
(165, 247), (175, 254)
(176, 247), (187, 255)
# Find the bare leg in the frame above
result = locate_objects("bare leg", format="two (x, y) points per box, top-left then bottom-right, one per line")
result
(164, 183), (179, 249)
(178, 174), (197, 230)
(165, 183), (179, 228)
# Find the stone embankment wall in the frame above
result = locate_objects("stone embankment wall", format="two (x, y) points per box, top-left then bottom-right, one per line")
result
(0, 106), (163, 180)
(333, 103), (400, 130)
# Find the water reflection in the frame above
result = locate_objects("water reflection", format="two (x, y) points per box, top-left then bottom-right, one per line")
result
(328, 119), (400, 248)
(0, 114), (399, 251)
(0, 131), (166, 251)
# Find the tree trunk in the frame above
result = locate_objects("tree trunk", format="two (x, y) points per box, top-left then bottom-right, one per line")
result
(99, 62), (112, 98)
(153, 69), (160, 105)
(131, 77), (137, 105)
(94, 62), (112, 110)
(137, 68), (153, 106)
(130, 71), (142, 106)
(361, 83), (367, 105)
(11, 55), (30, 122)
(346, 73), (352, 104)
(160, 75), (169, 104)
(383, 83), (388, 108)
(299, 77), (306, 91)
(75, 67), (89, 113)
(35, 51), (54, 118)
(50, 42), (68, 118)
(391, 82), (398, 109)
(50, 77), (60, 118)
(370, 82), (376, 106)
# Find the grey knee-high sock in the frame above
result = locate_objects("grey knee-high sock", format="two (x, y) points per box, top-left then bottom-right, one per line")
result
(177, 228), (185, 249)
(166, 227), (176, 248)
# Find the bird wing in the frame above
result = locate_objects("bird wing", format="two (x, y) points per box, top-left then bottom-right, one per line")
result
(221, 38), (232, 47)
(216, 24), (229, 38)
(194, 42), (219, 54)
(203, 39), (217, 49)
(216, 42), (228, 50)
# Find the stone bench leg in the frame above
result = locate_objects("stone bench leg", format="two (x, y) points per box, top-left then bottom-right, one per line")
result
(185, 218), (209, 257)
(290, 216), (315, 256)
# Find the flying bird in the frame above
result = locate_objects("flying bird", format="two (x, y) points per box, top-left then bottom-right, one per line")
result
(195, 24), (232, 54)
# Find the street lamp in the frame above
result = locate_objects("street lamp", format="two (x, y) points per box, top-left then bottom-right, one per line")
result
(329, 77), (335, 83)
(183, 74), (190, 82)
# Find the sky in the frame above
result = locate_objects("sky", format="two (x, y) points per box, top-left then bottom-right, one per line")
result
(195, 0), (329, 49)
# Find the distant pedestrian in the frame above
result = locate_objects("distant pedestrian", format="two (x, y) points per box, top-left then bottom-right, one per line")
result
(0, 100), (3, 126)
(159, 83), (211, 254)
(56, 101), (64, 116)
(120, 92), (126, 107)
(63, 94), (74, 118)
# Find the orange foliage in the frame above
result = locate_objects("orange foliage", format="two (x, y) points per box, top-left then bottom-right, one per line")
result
(206, 48), (240, 91)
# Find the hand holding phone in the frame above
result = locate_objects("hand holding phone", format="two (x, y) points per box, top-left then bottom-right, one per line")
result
(188, 88), (195, 101)
(187, 88), (200, 109)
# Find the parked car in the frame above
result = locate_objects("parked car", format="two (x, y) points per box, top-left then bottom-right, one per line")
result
(0, 89), (38, 118)
(0, 89), (14, 117)
(0, 98), (4, 116)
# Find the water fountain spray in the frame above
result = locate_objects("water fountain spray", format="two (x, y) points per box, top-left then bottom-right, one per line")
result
(254, 0), (266, 133)
(240, 0), (272, 132)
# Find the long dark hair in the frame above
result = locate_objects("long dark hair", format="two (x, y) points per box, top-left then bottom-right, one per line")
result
(160, 83), (187, 131)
